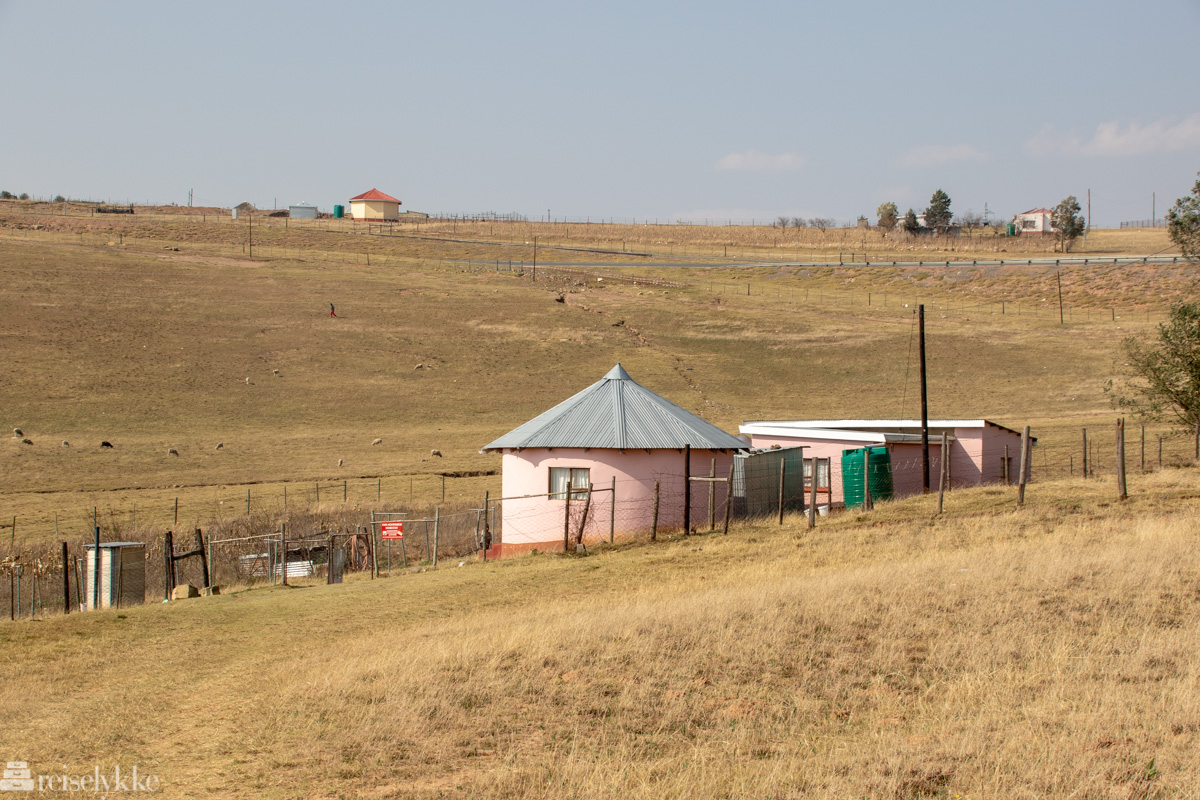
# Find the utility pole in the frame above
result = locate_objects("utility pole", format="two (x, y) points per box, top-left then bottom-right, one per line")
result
(248, 210), (253, 258)
(1152, 192), (1156, 222)
(919, 304), (930, 492)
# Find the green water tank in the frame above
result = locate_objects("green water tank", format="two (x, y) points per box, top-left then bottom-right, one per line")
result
(1005, 222), (1016, 236)
(333, 204), (344, 218)
(841, 446), (894, 509)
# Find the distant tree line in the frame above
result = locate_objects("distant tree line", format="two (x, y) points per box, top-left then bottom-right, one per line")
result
(0, 190), (31, 201)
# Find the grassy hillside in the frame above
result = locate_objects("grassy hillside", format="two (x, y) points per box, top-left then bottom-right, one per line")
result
(2, 206), (1192, 544)
(2, 471), (1197, 798)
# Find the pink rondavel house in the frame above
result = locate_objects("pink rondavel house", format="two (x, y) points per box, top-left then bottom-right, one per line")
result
(481, 364), (745, 557)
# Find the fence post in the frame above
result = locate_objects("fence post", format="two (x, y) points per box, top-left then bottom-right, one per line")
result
(1194, 421), (1198, 461)
(1082, 428), (1089, 478)
(1140, 425), (1145, 472)
(562, 488), (572, 553)
(708, 458), (717, 531)
(1018, 426), (1031, 507)
(280, 522), (288, 586)
(344, 480), (347, 503)
(432, 508), (440, 567)
(1116, 418), (1128, 501)
(1003, 444), (1010, 485)
(724, 462), (734, 534)
(937, 433), (948, 515)
(483, 491), (490, 560)
(575, 486), (592, 549)
(778, 459), (786, 524)
(163, 530), (175, 601)
(651, 481), (660, 542)
(609, 474), (619, 544)
(246, 489), (251, 516)
(1158, 435), (1163, 469)
(807, 458), (817, 529)
(683, 444), (691, 535)
(863, 452), (873, 511)
(315, 481), (320, 505)
(61, 541), (70, 614)
(195, 529), (210, 591)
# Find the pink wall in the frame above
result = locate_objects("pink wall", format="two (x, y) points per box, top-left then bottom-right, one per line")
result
(495, 448), (734, 556)
(746, 425), (1026, 504)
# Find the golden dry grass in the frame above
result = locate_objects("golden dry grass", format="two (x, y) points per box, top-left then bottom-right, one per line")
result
(2, 470), (1198, 798)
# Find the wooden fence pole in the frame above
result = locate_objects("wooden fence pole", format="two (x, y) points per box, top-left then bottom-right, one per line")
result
(163, 530), (175, 601)
(280, 522), (288, 586)
(651, 481), (660, 541)
(778, 459), (786, 524)
(432, 507), (440, 566)
(1082, 428), (1089, 478)
(937, 433), (948, 515)
(1018, 426), (1031, 507)
(483, 491), (490, 561)
(195, 529), (210, 591)
(609, 476), (616, 544)
(1140, 425), (1145, 472)
(61, 541), (70, 614)
(1194, 421), (1198, 460)
(723, 462), (734, 534)
(575, 486), (593, 548)
(863, 451), (873, 511)
(1116, 418), (1128, 501)
(807, 458), (817, 529)
(1158, 435), (1163, 469)
(562, 489), (571, 553)
(683, 444), (692, 535)
(1003, 444), (1010, 485)
(708, 458), (716, 531)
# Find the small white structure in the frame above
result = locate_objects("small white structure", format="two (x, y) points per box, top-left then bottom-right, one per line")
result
(83, 542), (146, 610)
(1013, 208), (1053, 233)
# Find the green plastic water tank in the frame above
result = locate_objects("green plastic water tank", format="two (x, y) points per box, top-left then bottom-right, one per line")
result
(333, 204), (344, 218)
(1005, 222), (1016, 236)
(841, 446), (894, 509)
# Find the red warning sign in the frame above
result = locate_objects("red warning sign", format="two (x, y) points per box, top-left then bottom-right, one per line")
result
(380, 521), (404, 539)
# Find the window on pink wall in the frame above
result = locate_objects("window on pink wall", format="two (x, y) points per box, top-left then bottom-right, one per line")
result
(549, 467), (591, 500)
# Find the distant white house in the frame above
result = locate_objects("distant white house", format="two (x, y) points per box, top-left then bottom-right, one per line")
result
(1013, 208), (1053, 233)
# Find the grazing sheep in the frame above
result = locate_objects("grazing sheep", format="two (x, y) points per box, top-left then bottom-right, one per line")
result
(167, 447), (179, 456)
(20, 438), (32, 445)
(338, 458), (343, 467)
(215, 442), (224, 450)
(371, 438), (383, 446)
(430, 449), (443, 457)
(12, 428), (22, 437)
(100, 441), (114, 448)
(245, 377), (251, 385)
(61, 440), (69, 447)
(273, 369), (280, 376)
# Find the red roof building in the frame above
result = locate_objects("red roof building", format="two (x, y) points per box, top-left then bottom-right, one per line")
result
(348, 188), (401, 221)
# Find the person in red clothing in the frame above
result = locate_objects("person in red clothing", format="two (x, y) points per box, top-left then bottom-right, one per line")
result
(330, 302), (337, 318)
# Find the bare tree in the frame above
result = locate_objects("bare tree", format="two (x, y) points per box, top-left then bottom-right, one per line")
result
(959, 209), (983, 236)
(776, 216), (791, 229)
(791, 217), (808, 228)
(810, 217), (834, 232)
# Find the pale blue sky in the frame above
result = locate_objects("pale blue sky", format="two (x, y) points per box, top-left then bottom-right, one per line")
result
(2, 0), (1198, 226)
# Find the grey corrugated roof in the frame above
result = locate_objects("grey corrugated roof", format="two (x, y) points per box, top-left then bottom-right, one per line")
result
(481, 364), (745, 452)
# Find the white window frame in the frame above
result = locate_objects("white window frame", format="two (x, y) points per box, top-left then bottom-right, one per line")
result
(549, 467), (591, 500)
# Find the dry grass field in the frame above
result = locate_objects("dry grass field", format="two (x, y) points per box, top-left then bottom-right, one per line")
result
(1, 201), (1198, 797)
(2, 469), (1198, 798)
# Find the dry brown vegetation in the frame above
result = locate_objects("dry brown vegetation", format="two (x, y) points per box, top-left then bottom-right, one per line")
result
(2, 470), (1198, 798)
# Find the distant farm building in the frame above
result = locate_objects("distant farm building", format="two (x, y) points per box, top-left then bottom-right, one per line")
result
(481, 364), (745, 557)
(738, 419), (1031, 506)
(288, 203), (318, 219)
(1013, 208), (1053, 234)
(348, 188), (401, 221)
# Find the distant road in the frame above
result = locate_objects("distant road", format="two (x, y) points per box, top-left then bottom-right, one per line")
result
(460, 255), (1187, 270)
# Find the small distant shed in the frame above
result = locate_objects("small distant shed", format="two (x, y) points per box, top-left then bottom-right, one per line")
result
(83, 542), (146, 610)
(349, 188), (401, 221)
(289, 203), (318, 219)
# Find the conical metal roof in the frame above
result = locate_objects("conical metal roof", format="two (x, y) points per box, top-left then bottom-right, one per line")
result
(481, 364), (745, 451)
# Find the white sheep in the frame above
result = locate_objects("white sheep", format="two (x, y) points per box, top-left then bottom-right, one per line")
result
(371, 438), (383, 446)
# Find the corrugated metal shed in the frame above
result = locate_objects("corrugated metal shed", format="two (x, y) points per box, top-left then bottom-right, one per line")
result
(481, 363), (745, 451)
(289, 203), (318, 219)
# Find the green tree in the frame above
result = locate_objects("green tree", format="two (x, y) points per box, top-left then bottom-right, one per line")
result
(1166, 170), (1200, 262)
(924, 189), (952, 230)
(902, 208), (920, 234)
(876, 201), (898, 233)
(1051, 195), (1085, 252)
(1106, 302), (1200, 429)
(18, 193), (29, 201)
(0, 190), (13, 200)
